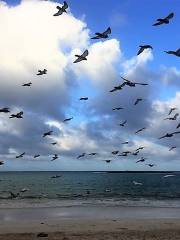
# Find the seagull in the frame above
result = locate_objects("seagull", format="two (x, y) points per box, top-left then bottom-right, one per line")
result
(34, 154), (40, 158)
(37, 69), (47, 75)
(51, 142), (57, 145)
(121, 141), (129, 144)
(136, 157), (147, 163)
(168, 107), (177, 115)
(88, 153), (97, 156)
(20, 188), (29, 193)
(16, 152), (25, 159)
(137, 45), (153, 55)
(165, 48), (180, 57)
(132, 150), (139, 156)
(112, 151), (119, 155)
(153, 12), (174, 26)
(63, 117), (73, 122)
(77, 153), (86, 159)
(42, 131), (53, 138)
(122, 151), (131, 154)
(79, 97), (88, 101)
(110, 84), (124, 92)
(119, 120), (127, 127)
(51, 154), (58, 161)
(169, 146), (176, 151)
(104, 160), (112, 163)
(91, 27), (111, 39)
(159, 131), (180, 139)
(134, 98), (143, 105)
(0, 161), (4, 165)
(51, 175), (61, 179)
(120, 76), (148, 87)
(133, 181), (143, 185)
(163, 174), (175, 178)
(146, 164), (155, 167)
(176, 123), (180, 129)
(164, 113), (179, 120)
(0, 107), (10, 113)
(118, 152), (128, 156)
(74, 50), (88, 63)
(53, 1), (68, 16)
(135, 127), (146, 134)
(9, 111), (23, 119)
(22, 82), (32, 87)
(112, 107), (124, 111)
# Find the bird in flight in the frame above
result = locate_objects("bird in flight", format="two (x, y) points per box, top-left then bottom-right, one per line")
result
(159, 131), (180, 139)
(51, 142), (57, 145)
(104, 160), (112, 163)
(9, 111), (23, 119)
(165, 48), (180, 57)
(112, 107), (124, 111)
(121, 141), (129, 145)
(77, 153), (86, 159)
(119, 120), (127, 127)
(153, 12), (174, 26)
(73, 50), (88, 63)
(79, 97), (88, 101)
(133, 181), (143, 186)
(169, 146), (176, 151)
(91, 27), (111, 39)
(109, 84), (124, 92)
(16, 152), (25, 158)
(51, 154), (58, 161)
(168, 107), (177, 115)
(37, 69), (47, 75)
(42, 131), (53, 138)
(135, 127), (146, 134)
(88, 153), (97, 156)
(0, 107), (10, 113)
(112, 150), (119, 155)
(134, 98), (143, 106)
(146, 164), (155, 167)
(22, 82), (32, 87)
(132, 150), (139, 156)
(120, 76), (148, 87)
(164, 113), (179, 120)
(0, 161), (4, 165)
(137, 45), (153, 55)
(135, 147), (145, 151)
(63, 117), (73, 122)
(53, 1), (68, 16)
(136, 157), (147, 163)
(34, 154), (40, 158)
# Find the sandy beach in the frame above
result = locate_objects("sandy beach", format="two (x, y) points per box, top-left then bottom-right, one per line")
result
(1, 205), (180, 239)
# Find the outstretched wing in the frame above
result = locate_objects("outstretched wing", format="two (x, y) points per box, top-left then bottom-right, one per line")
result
(165, 12), (174, 20)
(82, 50), (89, 58)
(137, 47), (144, 55)
(63, 1), (68, 10)
(153, 21), (163, 26)
(120, 76), (131, 83)
(135, 82), (148, 86)
(176, 49), (180, 55)
(172, 131), (180, 135)
(103, 27), (111, 35)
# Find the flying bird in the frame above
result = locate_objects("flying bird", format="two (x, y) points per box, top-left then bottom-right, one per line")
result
(51, 175), (61, 179)
(121, 141), (129, 144)
(73, 50), (88, 63)
(112, 107), (124, 111)
(137, 45), (153, 55)
(169, 146), (176, 151)
(63, 117), (73, 122)
(16, 152), (25, 159)
(104, 160), (112, 163)
(112, 151), (119, 155)
(53, 1), (68, 16)
(135, 127), (146, 134)
(0, 161), (4, 165)
(91, 27), (111, 39)
(164, 113), (179, 120)
(133, 181), (143, 186)
(135, 147), (145, 151)
(168, 107), (177, 115)
(119, 120), (127, 127)
(134, 98), (143, 105)
(120, 76), (148, 87)
(51, 142), (57, 145)
(132, 150), (139, 156)
(51, 154), (58, 161)
(34, 154), (40, 158)
(37, 69), (47, 75)
(88, 153), (97, 156)
(153, 12), (174, 26)
(163, 174), (175, 178)
(136, 157), (146, 163)
(42, 131), (53, 138)
(165, 48), (180, 57)
(79, 97), (88, 101)
(22, 82), (32, 87)
(159, 131), (180, 139)
(0, 107), (10, 113)
(77, 153), (86, 159)
(146, 164), (155, 167)
(9, 111), (23, 119)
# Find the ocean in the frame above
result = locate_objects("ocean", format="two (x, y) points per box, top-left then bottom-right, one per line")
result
(0, 171), (180, 208)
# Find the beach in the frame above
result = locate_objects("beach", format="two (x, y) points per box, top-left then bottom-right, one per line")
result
(1, 204), (180, 239)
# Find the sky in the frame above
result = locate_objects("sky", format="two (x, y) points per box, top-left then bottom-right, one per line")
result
(0, 0), (180, 171)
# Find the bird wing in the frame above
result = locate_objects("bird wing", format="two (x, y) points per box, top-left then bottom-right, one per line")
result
(135, 82), (148, 85)
(73, 57), (82, 63)
(103, 27), (111, 35)
(63, 1), (68, 10)
(165, 12), (174, 20)
(91, 36), (100, 39)
(137, 47), (144, 55)
(120, 76), (131, 83)
(176, 49), (180, 55)
(172, 131), (180, 135)
(153, 21), (163, 26)
(82, 50), (89, 58)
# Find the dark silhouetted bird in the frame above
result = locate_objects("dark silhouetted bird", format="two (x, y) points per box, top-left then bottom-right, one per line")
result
(63, 117), (73, 122)
(119, 120), (127, 127)
(112, 151), (119, 155)
(77, 153), (85, 159)
(79, 97), (88, 100)
(164, 113), (179, 120)
(112, 107), (124, 111)
(153, 12), (174, 26)
(34, 154), (40, 158)
(104, 160), (112, 163)
(169, 146), (176, 151)
(0, 161), (4, 165)
(88, 153), (97, 156)
(134, 98), (143, 105)
(132, 150), (139, 156)
(136, 157), (147, 163)
(10, 111), (23, 119)
(91, 27), (111, 39)
(51, 142), (57, 145)
(0, 107), (10, 113)
(74, 50), (88, 63)
(37, 69), (47, 75)
(51, 154), (58, 161)
(137, 45), (153, 55)
(53, 1), (68, 16)
(159, 131), (180, 139)
(16, 152), (25, 158)
(135, 127), (146, 134)
(165, 48), (180, 57)
(121, 141), (129, 144)
(42, 131), (53, 138)
(135, 147), (145, 151)
(120, 76), (148, 87)
(22, 82), (32, 87)
(146, 164), (155, 167)
(168, 107), (177, 115)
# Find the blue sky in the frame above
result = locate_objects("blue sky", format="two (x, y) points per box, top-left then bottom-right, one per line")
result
(0, 0), (180, 171)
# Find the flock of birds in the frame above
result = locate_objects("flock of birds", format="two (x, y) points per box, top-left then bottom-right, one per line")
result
(0, 2), (179, 170)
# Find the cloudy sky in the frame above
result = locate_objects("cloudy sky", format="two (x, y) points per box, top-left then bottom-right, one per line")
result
(0, 0), (180, 171)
